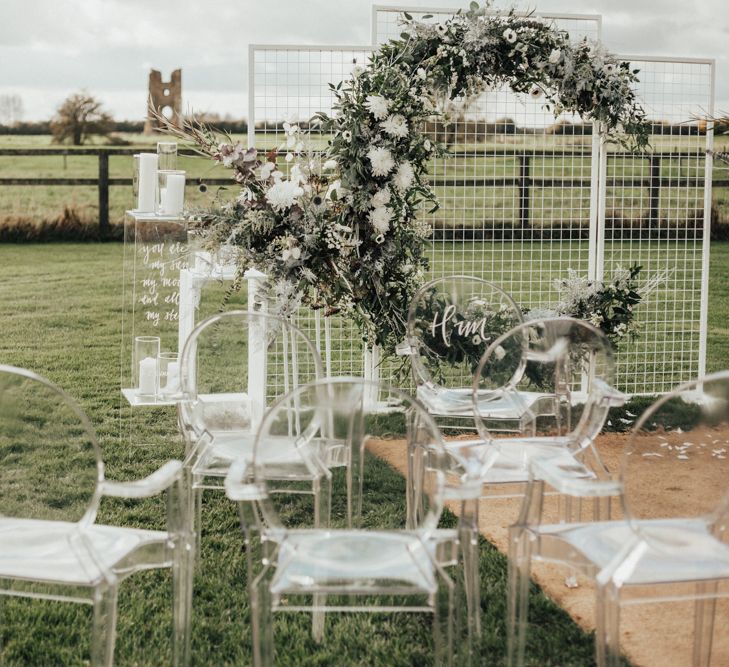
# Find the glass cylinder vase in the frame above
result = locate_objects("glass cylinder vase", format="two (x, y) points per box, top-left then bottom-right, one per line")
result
(134, 336), (160, 398)
(157, 141), (178, 171)
(158, 351), (180, 397)
(157, 169), (186, 216)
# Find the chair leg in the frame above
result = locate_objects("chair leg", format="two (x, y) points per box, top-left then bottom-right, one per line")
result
(91, 585), (118, 667)
(596, 583), (621, 667)
(172, 532), (194, 667)
(506, 526), (531, 667)
(251, 569), (275, 667)
(312, 474), (330, 642)
(434, 566), (455, 667)
(693, 581), (719, 667)
(459, 501), (481, 639)
(193, 485), (203, 561)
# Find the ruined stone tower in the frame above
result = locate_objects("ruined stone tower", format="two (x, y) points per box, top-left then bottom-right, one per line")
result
(144, 69), (182, 134)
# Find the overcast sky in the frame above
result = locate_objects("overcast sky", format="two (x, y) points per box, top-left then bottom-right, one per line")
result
(1, 0), (727, 122)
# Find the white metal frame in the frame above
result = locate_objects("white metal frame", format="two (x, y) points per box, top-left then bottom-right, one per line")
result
(245, 19), (715, 396)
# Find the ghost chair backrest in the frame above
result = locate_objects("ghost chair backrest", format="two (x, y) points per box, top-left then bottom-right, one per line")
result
(406, 275), (525, 392)
(178, 309), (323, 451)
(473, 317), (621, 447)
(623, 371), (729, 554)
(250, 377), (447, 535)
(0, 365), (103, 527)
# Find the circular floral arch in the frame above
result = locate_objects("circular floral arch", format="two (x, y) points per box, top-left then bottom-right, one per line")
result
(183, 3), (648, 356)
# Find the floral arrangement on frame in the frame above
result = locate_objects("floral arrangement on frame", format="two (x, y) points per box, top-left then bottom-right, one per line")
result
(165, 1), (651, 357)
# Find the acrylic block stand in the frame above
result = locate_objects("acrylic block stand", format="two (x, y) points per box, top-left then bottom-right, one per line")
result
(120, 210), (189, 449)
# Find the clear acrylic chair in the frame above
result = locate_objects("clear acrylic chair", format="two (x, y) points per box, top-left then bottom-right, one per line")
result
(405, 275), (550, 434)
(428, 317), (625, 639)
(508, 371), (729, 666)
(177, 310), (325, 554)
(0, 365), (192, 666)
(225, 377), (458, 666)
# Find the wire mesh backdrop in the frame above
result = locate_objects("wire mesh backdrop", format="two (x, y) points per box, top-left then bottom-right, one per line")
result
(247, 12), (714, 395)
(598, 56), (714, 395)
(248, 45), (374, 382)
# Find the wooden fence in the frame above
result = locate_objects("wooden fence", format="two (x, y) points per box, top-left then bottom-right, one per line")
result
(0, 147), (725, 235)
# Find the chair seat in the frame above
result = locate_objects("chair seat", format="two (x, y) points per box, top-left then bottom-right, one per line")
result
(535, 519), (729, 585)
(446, 436), (593, 485)
(193, 432), (315, 478)
(270, 530), (439, 595)
(0, 518), (169, 586)
(416, 386), (549, 422)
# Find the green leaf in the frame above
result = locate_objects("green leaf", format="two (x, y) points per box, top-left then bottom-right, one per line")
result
(470, 1), (479, 10)
(403, 11), (412, 20)
(422, 14), (433, 19)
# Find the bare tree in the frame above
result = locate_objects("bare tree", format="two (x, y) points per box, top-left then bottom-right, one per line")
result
(50, 92), (114, 145)
(0, 94), (24, 126)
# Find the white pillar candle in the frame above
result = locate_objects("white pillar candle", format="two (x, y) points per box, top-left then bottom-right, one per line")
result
(158, 187), (169, 215)
(137, 153), (158, 212)
(138, 356), (157, 396)
(162, 173), (185, 215)
(165, 361), (180, 393)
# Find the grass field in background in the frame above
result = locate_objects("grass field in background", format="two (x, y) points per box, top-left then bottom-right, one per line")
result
(0, 133), (727, 231)
(0, 242), (617, 666)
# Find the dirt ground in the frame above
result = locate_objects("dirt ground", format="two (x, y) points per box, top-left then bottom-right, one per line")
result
(367, 428), (729, 667)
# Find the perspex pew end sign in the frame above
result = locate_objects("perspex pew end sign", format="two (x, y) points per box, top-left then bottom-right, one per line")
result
(121, 211), (188, 412)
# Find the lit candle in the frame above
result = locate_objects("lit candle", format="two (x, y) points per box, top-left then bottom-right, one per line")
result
(138, 356), (157, 396)
(163, 173), (185, 215)
(137, 153), (158, 212)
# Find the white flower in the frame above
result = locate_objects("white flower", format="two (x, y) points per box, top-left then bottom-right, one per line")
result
(367, 146), (395, 177)
(503, 28), (517, 44)
(494, 345), (507, 361)
(436, 24), (448, 37)
(603, 63), (616, 75)
(352, 65), (365, 79)
(424, 139), (432, 152)
(392, 161), (415, 192)
(368, 207), (393, 234)
(365, 95), (391, 120)
(341, 130), (352, 142)
(416, 68), (427, 80)
(258, 161), (276, 181)
(615, 322), (627, 337)
(548, 49), (562, 65)
(271, 170), (283, 182)
(529, 85), (542, 99)
(588, 313), (604, 327)
(375, 234), (385, 244)
(472, 335), (482, 345)
(290, 164), (305, 184)
(265, 179), (303, 212)
(370, 187), (391, 208)
(281, 245), (301, 262)
(381, 114), (409, 139)
(323, 159), (338, 171)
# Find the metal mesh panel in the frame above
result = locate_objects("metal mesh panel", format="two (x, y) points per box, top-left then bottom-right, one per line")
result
(600, 57), (714, 394)
(249, 45), (374, 377)
(369, 9), (604, 391)
(249, 32), (713, 395)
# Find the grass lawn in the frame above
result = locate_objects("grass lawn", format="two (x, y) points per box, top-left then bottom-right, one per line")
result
(0, 242), (657, 666)
(0, 242), (727, 665)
